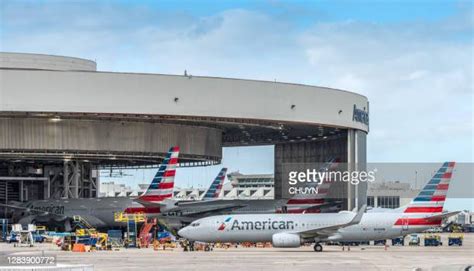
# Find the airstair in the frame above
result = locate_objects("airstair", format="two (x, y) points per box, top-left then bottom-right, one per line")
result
(72, 215), (96, 236)
(138, 218), (157, 248)
(114, 212), (146, 248)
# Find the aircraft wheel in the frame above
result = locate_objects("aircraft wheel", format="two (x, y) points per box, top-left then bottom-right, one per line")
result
(314, 243), (323, 252)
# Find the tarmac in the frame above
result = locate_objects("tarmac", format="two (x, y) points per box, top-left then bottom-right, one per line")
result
(0, 233), (473, 271)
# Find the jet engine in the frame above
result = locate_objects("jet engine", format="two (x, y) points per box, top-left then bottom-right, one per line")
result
(271, 233), (302, 248)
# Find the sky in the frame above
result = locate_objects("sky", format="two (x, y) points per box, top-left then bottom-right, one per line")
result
(0, 0), (473, 209)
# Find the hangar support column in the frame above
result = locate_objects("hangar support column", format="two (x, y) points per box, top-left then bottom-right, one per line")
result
(59, 161), (99, 199)
(347, 129), (368, 210)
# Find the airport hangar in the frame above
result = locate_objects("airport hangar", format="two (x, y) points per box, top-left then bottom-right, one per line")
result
(0, 52), (369, 212)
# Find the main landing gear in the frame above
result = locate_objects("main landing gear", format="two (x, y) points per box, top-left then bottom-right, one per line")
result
(313, 243), (323, 252)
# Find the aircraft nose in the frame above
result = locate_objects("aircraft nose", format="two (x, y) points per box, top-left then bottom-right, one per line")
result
(178, 227), (189, 238)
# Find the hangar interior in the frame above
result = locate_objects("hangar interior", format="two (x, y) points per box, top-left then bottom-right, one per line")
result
(0, 52), (369, 214)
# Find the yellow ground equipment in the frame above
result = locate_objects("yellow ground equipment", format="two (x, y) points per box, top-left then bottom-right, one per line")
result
(214, 243), (233, 249)
(451, 224), (463, 233)
(36, 226), (47, 234)
(114, 212), (146, 248)
(75, 228), (98, 236)
(114, 212), (146, 223)
(194, 242), (213, 251)
(73, 216), (97, 235)
(424, 234), (442, 246)
(95, 233), (109, 250)
(153, 239), (177, 250)
(180, 239), (212, 251)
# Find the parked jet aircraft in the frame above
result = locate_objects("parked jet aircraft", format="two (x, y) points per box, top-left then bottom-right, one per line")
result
(0, 146), (181, 230)
(2, 147), (341, 231)
(178, 162), (459, 252)
(179, 204), (367, 252)
(146, 159), (343, 231)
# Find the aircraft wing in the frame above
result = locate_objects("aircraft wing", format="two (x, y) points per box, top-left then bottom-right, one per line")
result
(0, 203), (67, 218)
(296, 204), (366, 239)
(175, 199), (223, 206)
(301, 201), (342, 214)
(133, 198), (168, 207)
(176, 203), (248, 218)
(137, 198), (226, 207)
(0, 202), (49, 214)
(0, 203), (31, 211)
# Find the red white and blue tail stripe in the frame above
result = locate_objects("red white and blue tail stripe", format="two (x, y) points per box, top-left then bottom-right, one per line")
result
(394, 162), (455, 227)
(202, 168), (227, 200)
(138, 146), (179, 203)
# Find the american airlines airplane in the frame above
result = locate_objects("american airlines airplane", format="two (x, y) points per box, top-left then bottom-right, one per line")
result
(178, 162), (458, 252)
(2, 146), (339, 231)
(1, 146), (181, 230)
(145, 159), (343, 230)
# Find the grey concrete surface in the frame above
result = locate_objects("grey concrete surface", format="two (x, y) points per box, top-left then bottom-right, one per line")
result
(0, 233), (472, 271)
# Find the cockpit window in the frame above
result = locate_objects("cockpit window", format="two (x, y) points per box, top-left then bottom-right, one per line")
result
(191, 222), (200, 227)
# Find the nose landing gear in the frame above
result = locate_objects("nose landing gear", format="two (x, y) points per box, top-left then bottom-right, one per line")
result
(313, 243), (323, 252)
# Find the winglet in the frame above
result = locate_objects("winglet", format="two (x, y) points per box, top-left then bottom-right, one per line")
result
(349, 204), (366, 225)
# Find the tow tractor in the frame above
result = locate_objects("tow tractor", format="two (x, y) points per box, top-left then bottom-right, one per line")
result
(448, 233), (463, 246)
(180, 239), (213, 252)
(424, 234), (442, 246)
(391, 236), (405, 246)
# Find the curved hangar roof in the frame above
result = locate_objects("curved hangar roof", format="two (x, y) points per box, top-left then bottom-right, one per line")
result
(0, 53), (369, 166)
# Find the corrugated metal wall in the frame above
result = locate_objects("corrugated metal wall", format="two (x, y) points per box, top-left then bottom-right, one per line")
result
(274, 134), (349, 201)
(0, 118), (222, 159)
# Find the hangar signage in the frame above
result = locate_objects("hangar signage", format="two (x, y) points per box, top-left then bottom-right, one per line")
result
(352, 104), (369, 126)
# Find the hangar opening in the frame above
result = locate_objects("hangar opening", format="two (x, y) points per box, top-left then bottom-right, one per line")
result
(0, 52), (369, 211)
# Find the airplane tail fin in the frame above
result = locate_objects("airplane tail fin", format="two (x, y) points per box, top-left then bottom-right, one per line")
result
(394, 162), (455, 227)
(403, 162), (455, 214)
(202, 168), (227, 200)
(138, 146), (180, 203)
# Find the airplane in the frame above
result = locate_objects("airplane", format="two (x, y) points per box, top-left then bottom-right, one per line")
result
(178, 162), (459, 252)
(2, 148), (341, 231)
(145, 159), (343, 231)
(201, 168), (227, 200)
(0, 146), (181, 230)
(1, 152), (232, 230)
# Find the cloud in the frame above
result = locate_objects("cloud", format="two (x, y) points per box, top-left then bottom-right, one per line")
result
(0, 1), (472, 164)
